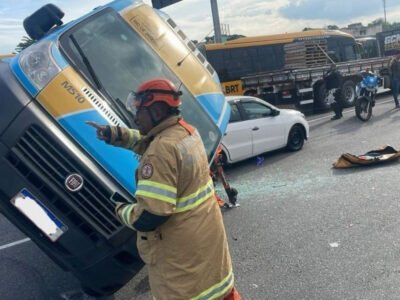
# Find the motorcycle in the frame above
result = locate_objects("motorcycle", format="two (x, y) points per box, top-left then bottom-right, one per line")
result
(354, 71), (382, 121)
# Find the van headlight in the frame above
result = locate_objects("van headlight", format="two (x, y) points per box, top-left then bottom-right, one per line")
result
(19, 41), (61, 90)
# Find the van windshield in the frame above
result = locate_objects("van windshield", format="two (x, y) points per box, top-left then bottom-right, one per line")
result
(60, 8), (220, 160)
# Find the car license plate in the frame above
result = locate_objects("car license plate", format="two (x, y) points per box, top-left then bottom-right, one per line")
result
(11, 189), (67, 242)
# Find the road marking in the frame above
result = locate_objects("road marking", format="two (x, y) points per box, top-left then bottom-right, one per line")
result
(0, 238), (31, 250)
(308, 99), (394, 123)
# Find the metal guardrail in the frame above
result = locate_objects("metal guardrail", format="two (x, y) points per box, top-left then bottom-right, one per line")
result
(242, 56), (391, 87)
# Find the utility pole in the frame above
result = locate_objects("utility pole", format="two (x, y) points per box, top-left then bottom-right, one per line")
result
(210, 0), (222, 43)
(383, 0), (387, 24)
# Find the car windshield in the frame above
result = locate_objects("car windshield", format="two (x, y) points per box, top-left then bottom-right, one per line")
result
(59, 8), (219, 160)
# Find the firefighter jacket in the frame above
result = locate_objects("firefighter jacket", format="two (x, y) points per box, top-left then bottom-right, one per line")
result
(110, 116), (234, 300)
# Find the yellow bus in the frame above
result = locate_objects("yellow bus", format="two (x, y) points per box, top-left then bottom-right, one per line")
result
(204, 29), (361, 97)
(0, 53), (15, 60)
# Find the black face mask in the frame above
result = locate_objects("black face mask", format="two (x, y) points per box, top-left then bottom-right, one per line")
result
(134, 106), (166, 130)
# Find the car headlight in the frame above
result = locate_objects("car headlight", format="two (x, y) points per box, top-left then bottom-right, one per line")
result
(19, 41), (61, 91)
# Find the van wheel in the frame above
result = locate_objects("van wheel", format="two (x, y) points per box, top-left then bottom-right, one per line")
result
(286, 125), (305, 151)
(341, 80), (356, 107)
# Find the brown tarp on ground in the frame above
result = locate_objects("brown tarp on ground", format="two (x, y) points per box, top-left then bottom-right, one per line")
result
(333, 145), (400, 169)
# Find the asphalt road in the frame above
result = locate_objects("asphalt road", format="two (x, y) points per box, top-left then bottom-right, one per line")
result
(2, 93), (400, 299)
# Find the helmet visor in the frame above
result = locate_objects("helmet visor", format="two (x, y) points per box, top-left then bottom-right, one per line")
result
(126, 90), (141, 115)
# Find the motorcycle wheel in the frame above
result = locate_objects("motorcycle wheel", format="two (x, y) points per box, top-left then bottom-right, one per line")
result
(355, 96), (372, 121)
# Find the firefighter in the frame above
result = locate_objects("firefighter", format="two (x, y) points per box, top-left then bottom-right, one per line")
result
(87, 78), (241, 300)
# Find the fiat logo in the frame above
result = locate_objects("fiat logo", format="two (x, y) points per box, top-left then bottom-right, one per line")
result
(65, 173), (84, 192)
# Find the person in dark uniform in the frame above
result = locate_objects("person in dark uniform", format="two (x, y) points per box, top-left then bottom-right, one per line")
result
(324, 64), (345, 120)
(389, 54), (400, 108)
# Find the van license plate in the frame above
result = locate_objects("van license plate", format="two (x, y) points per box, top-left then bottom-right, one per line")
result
(11, 189), (67, 242)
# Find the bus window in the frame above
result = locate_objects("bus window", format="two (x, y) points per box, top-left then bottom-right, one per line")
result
(354, 43), (363, 59)
(344, 44), (357, 61)
(327, 39), (341, 62)
(356, 38), (379, 59)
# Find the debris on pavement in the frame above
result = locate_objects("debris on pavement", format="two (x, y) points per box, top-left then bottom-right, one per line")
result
(332, 145), (400, 169)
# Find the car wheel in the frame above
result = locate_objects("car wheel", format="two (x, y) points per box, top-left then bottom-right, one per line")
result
(286, 125), (305, 151)
(219, 151), (230, 168)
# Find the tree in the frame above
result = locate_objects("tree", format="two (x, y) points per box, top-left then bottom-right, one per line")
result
(204, 34), (246, 44)
(327, 25), (339, 30)
(226, 34), (245, 41)
(383, 21), (400, 31)
(15, 36), (35, 52)
(368, 18), (384, 27)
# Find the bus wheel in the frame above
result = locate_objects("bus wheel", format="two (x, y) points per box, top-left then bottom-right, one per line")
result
(341, 80), (356, 107)
(314, 83), (330, 112)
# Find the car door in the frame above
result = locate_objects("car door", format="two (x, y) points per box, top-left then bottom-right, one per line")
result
(222, 101), (253, 162)
(240, 99), (285, 156)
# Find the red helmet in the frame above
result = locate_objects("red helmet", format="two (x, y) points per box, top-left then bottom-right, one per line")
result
(127, 78), (182, 111)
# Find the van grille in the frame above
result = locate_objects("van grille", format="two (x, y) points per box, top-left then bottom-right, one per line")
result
(6, 126), (122, 241)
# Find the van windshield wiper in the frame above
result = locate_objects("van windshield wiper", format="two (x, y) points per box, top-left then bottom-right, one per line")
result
(69, 35), (135, 128)
(70, 35), (102, 90)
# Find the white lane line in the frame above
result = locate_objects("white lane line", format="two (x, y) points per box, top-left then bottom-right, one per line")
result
(308, 99), (394, 123)
(0, 238), (31, 250)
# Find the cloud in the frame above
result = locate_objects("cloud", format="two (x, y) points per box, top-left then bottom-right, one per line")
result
(0, 0), (110, 53)
(1, 0), (400, 54)
(280, 0), (400, 22)
(161, 0), (289, 42)
(0, 16), (25, 53)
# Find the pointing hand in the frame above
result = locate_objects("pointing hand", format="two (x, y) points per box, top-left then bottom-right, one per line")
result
(86, 121), (111, 142)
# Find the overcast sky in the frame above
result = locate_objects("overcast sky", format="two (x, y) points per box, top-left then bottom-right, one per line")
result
(1, 0), (400, 54)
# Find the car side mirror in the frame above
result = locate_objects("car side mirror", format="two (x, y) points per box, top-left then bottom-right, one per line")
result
(272, 109), (280, 116)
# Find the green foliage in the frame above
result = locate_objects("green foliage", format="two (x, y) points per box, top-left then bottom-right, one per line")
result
(204, 34), (246, 44)
(368, 18), (384, 27)
(226, 34), (246, 41)
(383, 22), (400, 31)
(15, 36), (35, 53)
(327, 25), (339, 30)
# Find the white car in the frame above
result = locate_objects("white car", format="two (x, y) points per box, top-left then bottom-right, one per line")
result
(220, 96), (309, 164)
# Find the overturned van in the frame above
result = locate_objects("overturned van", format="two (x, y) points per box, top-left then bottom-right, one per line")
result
(0, 0), (230, 296)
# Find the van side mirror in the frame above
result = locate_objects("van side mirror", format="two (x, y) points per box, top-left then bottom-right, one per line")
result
(23, 4), (64, 40)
